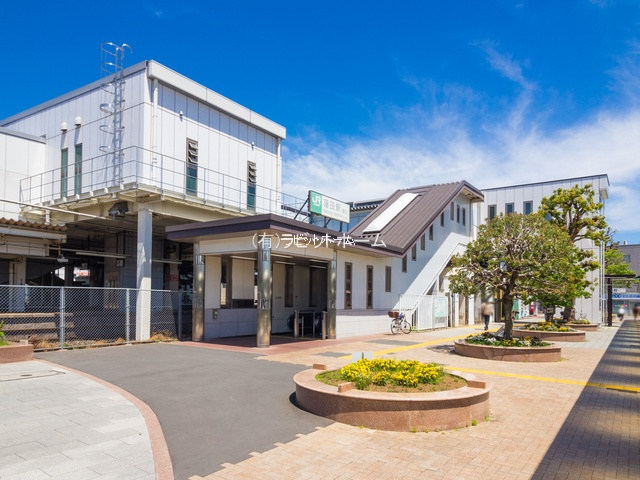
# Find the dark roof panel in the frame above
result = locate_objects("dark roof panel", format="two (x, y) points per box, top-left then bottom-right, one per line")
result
(349, 181), (483, 254)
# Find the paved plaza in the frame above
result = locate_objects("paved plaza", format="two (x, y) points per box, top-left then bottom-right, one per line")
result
(1, 320), (638, 480)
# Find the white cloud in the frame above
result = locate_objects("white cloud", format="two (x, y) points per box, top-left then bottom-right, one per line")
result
(282, 89), (640, 242)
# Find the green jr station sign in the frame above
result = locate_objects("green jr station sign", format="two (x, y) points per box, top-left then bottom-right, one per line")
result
(309, 190), (350, 224)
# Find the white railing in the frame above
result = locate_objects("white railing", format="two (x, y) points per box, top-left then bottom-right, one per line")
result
(19, 146), (308, 219)
(397, 294), (448, 330)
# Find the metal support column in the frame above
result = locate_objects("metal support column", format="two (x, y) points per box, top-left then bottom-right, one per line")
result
(327, 250), (337, 339)
(256, 238), (272, 348)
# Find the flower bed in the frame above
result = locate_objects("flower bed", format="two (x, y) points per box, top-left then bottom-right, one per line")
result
(0, 342), (34, 363)
(321, 358), (451, 392)
(513, 328), (585, 342)
(566, 322), (599, 332)
(454, 332), (561, 362)
(294, 363), (491, 432)
(523, 321), (575, 332)
(465, 331), (550, 347)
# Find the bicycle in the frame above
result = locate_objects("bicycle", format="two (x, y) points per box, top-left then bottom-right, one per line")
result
(389, 311), (411, 334)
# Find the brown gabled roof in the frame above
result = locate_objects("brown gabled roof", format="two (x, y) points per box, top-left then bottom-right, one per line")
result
(349, 181), (483, 254)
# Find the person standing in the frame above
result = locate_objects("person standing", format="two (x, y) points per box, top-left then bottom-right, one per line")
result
(481, 301), (493, 331)
(633, 304), (640, 321)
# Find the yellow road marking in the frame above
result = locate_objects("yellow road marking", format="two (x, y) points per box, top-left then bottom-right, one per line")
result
(339, 328), (499, 359)
(338, 328), (640, 393)
(443, 366), (640, 393)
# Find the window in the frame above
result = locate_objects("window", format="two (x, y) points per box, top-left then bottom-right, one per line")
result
(366, 265), (373, 309)
(60, 148), (68, 197)
(488, 204), (497, 220)
(462, 207), (466, 226)
(450, 202), (455, 220)
(420, 233), (425, 250)
(285, 264), (294, 307)
(186, 138), (198, 195)
(505, 202), (515, 215)
(429, 224), (434, 240)
(385, 266), (392, 292)
(624, 255), (632, 263)
(402, 255), (407, 272)
(440, 212), (445, 226)
(524, 201), (533, 215)
(344, 262), (352, 309)
(220, 257), (229, 307)
(412, 244), (417, 261)
(247, 161), (257, 209)
(74, 143), (82, 195)
(456, 204), (460, 223)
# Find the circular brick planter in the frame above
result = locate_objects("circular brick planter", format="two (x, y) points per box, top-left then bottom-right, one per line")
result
(0, 342), (34, 363)
(567, 323), (599, 332)
(513, 329), (586, 342)
(293, 367), (491, 432)
(454, 339), (561, 362)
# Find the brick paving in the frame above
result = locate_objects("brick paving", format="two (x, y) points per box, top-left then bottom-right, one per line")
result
(190, 322), (639, 480)
(0, 361), (155, 480)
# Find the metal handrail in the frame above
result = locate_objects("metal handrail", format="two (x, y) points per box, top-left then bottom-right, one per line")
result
(19, 145), (308, 219)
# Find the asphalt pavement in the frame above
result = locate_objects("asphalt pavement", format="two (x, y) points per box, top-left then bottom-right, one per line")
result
(36, 343), (331, 480)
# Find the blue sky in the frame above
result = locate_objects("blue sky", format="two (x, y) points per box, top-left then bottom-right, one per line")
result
(2, 1), (640, 242)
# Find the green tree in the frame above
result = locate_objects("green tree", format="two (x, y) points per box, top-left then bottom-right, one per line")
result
(538, 184), (607, 319)
(449, 213), (583, 340)
(605, 247), (635, 276)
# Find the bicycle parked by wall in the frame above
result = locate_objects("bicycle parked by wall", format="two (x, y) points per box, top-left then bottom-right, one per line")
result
(388, 311), (411, 334)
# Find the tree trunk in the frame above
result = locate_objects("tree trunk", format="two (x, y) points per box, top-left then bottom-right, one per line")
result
(503, 295), (514, 340)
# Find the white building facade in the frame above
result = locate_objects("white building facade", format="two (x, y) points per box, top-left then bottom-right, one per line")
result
(481, 174), (610, 322)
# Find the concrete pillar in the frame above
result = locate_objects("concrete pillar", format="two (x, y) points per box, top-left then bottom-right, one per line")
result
(136, 204), (152, 341)
(327, 250), (337, 339)
(192, 243), (205, 341)
(256, 238), (272, 348)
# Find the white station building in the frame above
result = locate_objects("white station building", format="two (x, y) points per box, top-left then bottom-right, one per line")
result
(0, 51), (610, 346)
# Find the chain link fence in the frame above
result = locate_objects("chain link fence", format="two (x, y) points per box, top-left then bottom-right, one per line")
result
(0, 285), (192, 351)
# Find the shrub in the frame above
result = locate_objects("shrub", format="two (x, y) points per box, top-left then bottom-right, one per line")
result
(0, 321), (7, 346)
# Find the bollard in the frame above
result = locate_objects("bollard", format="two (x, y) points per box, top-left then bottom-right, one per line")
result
(322, 311), (327, 340)
(293, 310), (299, 338)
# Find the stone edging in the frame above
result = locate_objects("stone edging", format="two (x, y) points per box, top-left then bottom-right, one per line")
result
(513, 329), (586, 342)
(0, 342), (34, 363)
(294, 367), (491, 432)
(567, 323), (599, 332)
(454, 339), (562, 362)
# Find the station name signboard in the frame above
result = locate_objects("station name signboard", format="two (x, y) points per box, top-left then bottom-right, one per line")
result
(309, 190), (350, 224)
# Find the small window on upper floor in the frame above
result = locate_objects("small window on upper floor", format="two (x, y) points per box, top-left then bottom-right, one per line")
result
(450, 202), (455, 220)
(247, 161), (257, 209)
(420, 233), (425, 250)
(462, 207), (466, 226)
(186, 138), (198, 195)
(440, 212), (445, 226)
(385, 266), (392, 292)
(488, 204), (497, 220)
(412, 244), (417, 261)
(456, 204), (460, 223)
(524, 201), (533, 215)
(505, 203), (515, 215)
(402, 255), (407, 272)
(429, 224), (434, 240)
